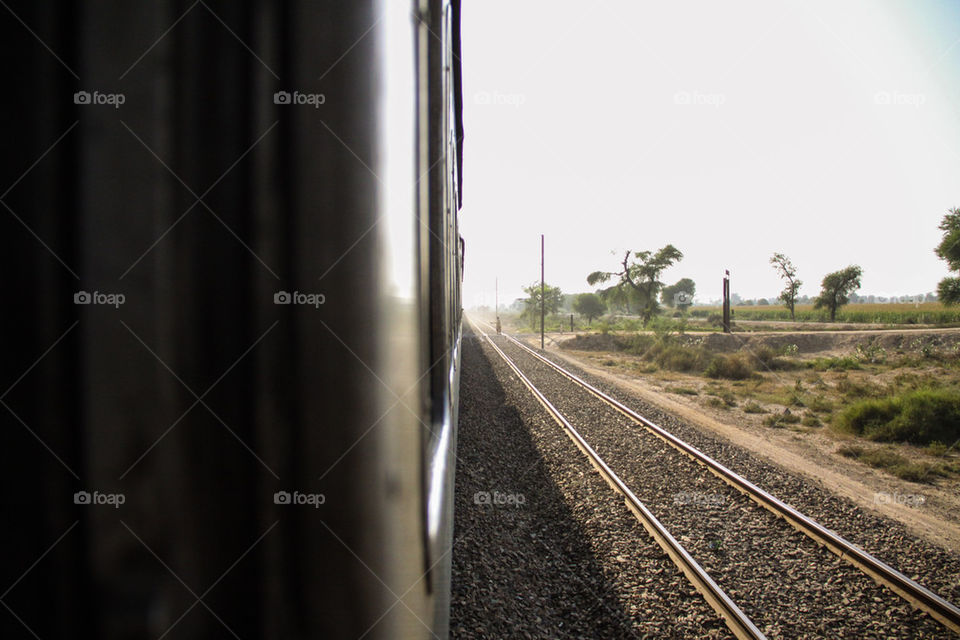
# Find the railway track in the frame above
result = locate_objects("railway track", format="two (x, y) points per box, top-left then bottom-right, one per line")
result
(469, 318), (960, 638)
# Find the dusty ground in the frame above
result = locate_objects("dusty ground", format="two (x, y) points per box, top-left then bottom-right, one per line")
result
(513, 329), (960, 554)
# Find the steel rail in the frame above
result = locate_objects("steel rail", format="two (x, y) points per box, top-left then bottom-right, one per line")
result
(495, 326), (960, 635)
(469, 318), (767, 640)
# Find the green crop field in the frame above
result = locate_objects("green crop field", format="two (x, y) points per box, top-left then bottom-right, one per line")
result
(689, 303), (960, 325)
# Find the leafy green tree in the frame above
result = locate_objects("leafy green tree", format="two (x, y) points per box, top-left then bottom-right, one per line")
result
(814, 266), (862, 321)
(770, 253), (802, 320)
(935, 207), (960, 305)
(521, 282), (563, 331)
(597, 284), (638, 314)
(660, 278), (696, 308)
(573, 293), (606, 325)
(588, 245), (683, 326)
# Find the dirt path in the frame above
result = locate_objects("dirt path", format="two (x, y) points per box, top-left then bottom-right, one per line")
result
(525, 335), (960, 553)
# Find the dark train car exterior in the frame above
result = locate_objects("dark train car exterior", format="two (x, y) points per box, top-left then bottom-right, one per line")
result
(0, 1), (462, 638)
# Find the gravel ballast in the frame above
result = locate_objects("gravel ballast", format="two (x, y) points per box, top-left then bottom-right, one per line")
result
(492, 331), (959, 638)
(451, 325), (732, 639)
(528, 334), (960, 605)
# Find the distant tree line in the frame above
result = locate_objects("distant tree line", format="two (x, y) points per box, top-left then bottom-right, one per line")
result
(516, 207), (959, 327)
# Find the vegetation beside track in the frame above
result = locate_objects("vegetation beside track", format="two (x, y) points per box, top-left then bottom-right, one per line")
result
(551, 324), (960, 483)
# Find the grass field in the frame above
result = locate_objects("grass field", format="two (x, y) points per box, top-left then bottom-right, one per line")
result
(689, 302), (960, 325)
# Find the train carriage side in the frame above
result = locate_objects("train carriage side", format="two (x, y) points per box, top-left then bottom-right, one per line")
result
(0, 1), (462, 638)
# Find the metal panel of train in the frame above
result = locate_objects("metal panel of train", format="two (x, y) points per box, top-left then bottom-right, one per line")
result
(0, 0), (462, 638)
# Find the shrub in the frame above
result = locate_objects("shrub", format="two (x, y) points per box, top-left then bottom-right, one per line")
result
(859, 449), (934, 482)
(667, 386), (699, 396)
(808, 356), (861, 371)
(781, 343), (800, 357)
(837, 444), (863, 458)
(801, 414), (821, 427)
(742, 402), (766, 414)
(705, 353), (754, 380)
(834, 387), (960, 445)
(752, 346), (796, 371)
(857, 448), (907, 469)
(785, 391), (805, 407)
(891, 463), (934, 482)
(624, 334), (657, 357)
(835, 376), (880, 398)
(886, 388), (960, 444)
(834, 397), (900, 436)
(836, 445), (932, 482)
(927, 441), (949, 457)
(764, 411), (800, 427)
(655, 344), (706, 372)
(705, 397), (729, 409)
(807, 395), (834, 413)
(855, 343), (887, 364)
(753, 346), (778, 367)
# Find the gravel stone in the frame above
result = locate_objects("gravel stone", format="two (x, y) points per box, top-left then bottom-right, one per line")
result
(489, 332), (959, 639)
(451, 326), (732, 639)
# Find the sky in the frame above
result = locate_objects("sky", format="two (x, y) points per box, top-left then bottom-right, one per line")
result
(458, 0), (960, 308)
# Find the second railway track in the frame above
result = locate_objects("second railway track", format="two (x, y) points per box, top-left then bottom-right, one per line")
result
(471, 318), (960, 638)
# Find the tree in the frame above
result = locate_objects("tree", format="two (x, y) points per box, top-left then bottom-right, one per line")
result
(573, 293), (606, 325)
(660, 278), (697, 308)
(814, 266), (862, 321)
(598, 284), (641, 314)
(521, 281), (563, 331)
(588, 245), (683, 325)
(770, 253), (802, 321)
(935, 207), (960, 305)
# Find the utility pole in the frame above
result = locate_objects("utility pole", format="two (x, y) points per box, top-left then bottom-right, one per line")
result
(722, 270), (731, 333)
(540, 234), (545, 350)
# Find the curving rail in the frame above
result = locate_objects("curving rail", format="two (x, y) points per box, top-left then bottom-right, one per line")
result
(491, 323), (960, 636)
(470, 318), (767, 640)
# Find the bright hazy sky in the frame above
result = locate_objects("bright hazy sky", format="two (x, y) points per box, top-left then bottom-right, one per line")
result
(459, 0), (960, 308)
